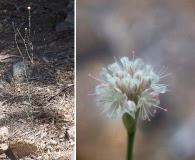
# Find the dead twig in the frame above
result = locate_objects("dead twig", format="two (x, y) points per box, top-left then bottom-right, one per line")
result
(48, 84), (74, 102)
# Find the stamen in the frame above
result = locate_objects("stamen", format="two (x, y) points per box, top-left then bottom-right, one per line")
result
(132, 50), (135, 60)
(88, 73), (106, 83)
(87, 93), (98, 96)
(139, 102), (143, 107)
(113, 56), (123, 70)
(149, 93), (159, 101)
(157, 65), (165, 76)
(159, 67), (168, 76)
(153, 109), (157, 115)
(152, 104), (168, 112)
(155, 83), (168, 86)
(145, 106), (155, 117)
(123, 102), (130, 110)
(143, 105), (151, 122)
(99, 85), (105, 88)
(141, 108), (145, 120)
(110, 104), (117, 118)
(154, 97), (159, 101)
(123, 102), (127, 106)
(99, 106), (110, 116)
(149, 92), (155, 97)
(113, 56), (116, 60)
(160, 73), (172, 79)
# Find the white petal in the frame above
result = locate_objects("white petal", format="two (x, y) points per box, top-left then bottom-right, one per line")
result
(100, 67), (112, 79)
(129, 78), (140, 94)
(150, 72), (159, 83)
(151, 84), (166, 93)
(133, 70), (143, 80)
(120, 57), (130, 70)
(134, 58), (144, 69)
(125, 100), (136, 119)
(108, 63), (121, 73)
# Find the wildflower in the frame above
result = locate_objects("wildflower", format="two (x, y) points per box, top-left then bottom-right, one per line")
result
(89, 55), (170, 121)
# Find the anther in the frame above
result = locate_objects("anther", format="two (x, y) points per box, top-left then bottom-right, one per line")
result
(87, 93), (98, 96)
(123, 102), (127, 106)
(132, 50), (135, 60)
(113, 56), (116, 60)
(88, 74), (106, 83)
(99, 85), (105, 88)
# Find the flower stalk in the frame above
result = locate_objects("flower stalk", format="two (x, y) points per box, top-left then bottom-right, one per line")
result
(123, 109), (139, 160)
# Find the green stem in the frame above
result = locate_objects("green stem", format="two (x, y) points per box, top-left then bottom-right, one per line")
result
(127, 130), (135, 160)
(122, 110), (139, 160)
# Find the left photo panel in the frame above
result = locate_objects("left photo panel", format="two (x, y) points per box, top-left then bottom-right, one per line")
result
(0, 0), (74, 159)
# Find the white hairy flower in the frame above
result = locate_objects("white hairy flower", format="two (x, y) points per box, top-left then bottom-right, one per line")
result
(89, 55), (170, 121)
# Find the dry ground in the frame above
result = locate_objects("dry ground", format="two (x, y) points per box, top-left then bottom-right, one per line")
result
(0, 0), (74, 159)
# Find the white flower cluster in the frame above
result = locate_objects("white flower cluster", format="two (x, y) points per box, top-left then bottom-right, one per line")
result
(89, 56), (170, 121)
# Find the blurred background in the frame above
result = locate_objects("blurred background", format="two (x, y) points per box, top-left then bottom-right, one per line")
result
(76, 0), (195, 160)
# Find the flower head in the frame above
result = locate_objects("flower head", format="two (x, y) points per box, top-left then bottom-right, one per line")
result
(89, 55), (170, 121)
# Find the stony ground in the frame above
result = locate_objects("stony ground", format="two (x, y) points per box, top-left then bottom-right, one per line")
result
(0, 0), (74, 159)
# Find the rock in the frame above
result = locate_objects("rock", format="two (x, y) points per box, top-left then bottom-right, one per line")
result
(67, 0), (74, 10)
(55, 68), (61, 74)
(4, 61), (31, 83)
(10, 139), (37, 158)
(56, 21), (73, 32)
(57, 156), (66, 160)
(0, 127), (9, 154)
(56, 1), (74, 32)
(67, 126), (74, 139)
(49, 139), (58, 145)
(59, 134), (64, 139)
(0, 22), (3, 31)
(65, 0), (74, 13)
(66, 11), (74, 24)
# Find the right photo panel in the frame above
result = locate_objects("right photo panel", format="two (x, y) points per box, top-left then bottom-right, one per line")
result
(77, 0), (195, 160)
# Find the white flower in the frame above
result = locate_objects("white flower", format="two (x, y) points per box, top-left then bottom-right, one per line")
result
(137, 89), (167, 121)
(95, 83), (136, 118)
(89, 56), (170, 120)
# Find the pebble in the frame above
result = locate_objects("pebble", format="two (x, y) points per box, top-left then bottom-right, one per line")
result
(0, 127), (9, 154)
(50, 139), (58, 145)
(67, 126), (75, 139)
(4, 61), (32, 83)
(56, 21), (73, 32)
(59, 134), (64, 139)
